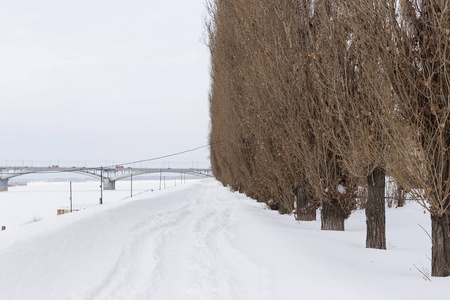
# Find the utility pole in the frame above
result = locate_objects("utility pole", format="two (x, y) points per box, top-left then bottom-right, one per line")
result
(100, 166), (103, 205)
(159, 169), (162, 190)
(69, 181), (73, 212)
(131, 173), (133, 198)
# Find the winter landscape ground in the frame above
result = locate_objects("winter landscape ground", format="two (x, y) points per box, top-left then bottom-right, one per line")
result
(0, 178), (448, 300)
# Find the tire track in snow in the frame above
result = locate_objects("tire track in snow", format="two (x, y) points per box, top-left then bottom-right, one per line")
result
(151, 182), (270, 300)
(84, 205), (192, 300)
(83, 181), (269, 300)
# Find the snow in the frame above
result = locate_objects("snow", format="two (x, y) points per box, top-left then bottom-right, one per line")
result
(0, 178), (447, 300)
(337, 183), (346, 194)
(0, 180), (161, 229)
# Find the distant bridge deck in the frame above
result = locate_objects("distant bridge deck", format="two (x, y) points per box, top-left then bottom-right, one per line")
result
(0, 166), (213, 191)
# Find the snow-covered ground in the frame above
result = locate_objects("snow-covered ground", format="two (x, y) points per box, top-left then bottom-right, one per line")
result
(0, 178), (447, 300)
(0, 179), (172, 229)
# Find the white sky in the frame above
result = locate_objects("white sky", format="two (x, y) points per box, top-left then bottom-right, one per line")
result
(0, 0), (211, 168)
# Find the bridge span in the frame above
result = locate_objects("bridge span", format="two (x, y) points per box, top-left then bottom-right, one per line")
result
(0, 166), (213, 191)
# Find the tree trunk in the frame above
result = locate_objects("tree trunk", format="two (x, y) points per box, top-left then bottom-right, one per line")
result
(321, 200), (345, 231)
(428, 136), (450, 276)
(396, 185), (406, 207)
(296, 186), (316, 221)
(278, 202), (289, 215)
(366, 166), (386, 249)
(431, 214), (450, 277)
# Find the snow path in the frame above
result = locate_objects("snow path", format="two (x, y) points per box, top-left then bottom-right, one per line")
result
(83, 181), (269, 300)
(0, 180), (269, 300)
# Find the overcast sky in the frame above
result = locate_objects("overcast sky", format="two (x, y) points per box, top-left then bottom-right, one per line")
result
(0, 0), (211, 168)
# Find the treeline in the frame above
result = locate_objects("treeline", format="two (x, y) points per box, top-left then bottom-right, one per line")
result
(207, 0), (450, 277)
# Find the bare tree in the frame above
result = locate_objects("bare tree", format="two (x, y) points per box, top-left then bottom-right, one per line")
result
(324, 0), (393, 249)
(347, 0), (450, 276)
(294, 0), (360, 231)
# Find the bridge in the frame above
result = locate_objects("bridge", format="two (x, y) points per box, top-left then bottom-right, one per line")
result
(0, 166), (213, 191)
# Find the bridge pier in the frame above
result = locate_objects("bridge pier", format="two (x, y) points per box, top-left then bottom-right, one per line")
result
(103, 179), (116, 190)
(0, 179), (8, 192)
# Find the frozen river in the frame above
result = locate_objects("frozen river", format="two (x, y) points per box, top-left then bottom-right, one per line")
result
(0, 179), (184, 229)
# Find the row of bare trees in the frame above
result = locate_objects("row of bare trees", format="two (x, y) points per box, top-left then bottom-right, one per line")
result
(207, 0), (450, 277)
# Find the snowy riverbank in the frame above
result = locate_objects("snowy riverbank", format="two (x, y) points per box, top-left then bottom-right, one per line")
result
(0, 179), (447, 299)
